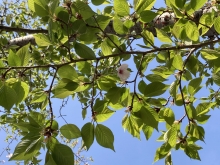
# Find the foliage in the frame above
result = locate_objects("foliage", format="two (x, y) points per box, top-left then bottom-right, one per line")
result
(0, 0), (220, 164)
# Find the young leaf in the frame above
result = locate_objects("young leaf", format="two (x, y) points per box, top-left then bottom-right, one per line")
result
(113, 16), (127, 35)
(172, 54), (183, 70)
(95, 124), (115, 151)
(214, 16), (220, 34)
(163, 108), (175, 126)
(114, 0), (130, 16)
(142, 125), (154, 140)
(164, 124), (177, 147)
(184, 145), (201, 160)
(169, 81), (178, 99)
(201, 49), (220, 60)
(122, 114), (142, 139)
(154, 143), (171, 163)
(188, 77), (202, 96)
(34, 34), (52, 47)
(135, 0), (156, 14)
(156, 28), (172, 43)
(138, 106), (159, 130)
(28, 0), (48, 17)
(16, 44), (30, 66)
(73, 1), (95, 20)
(190, 0), (207, 11)
(8, 50), (21, 66)
(95, 108), (115, 122)
(60, 124), (81, 139)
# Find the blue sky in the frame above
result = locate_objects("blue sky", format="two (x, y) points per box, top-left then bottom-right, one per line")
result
(1, 0), (220, 165)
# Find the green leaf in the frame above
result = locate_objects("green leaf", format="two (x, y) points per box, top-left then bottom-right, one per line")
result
(196, 114), (210, 124)
(12, 81), (29, 104)
(31, 92), (47, 103)
(201, 49), (220, 60)
(165, 152), (172, 165)
(138, 80), (147, 94)
(141, 30), (154, 46)
(60, 124), (81, 139)
(96, 15), (111, 31)
(46, 120), (59, 132)
(214, 17), (220, 34)
(58, 65), (78, 80)
(97, 76), (116, 91)
(138, 106), (158, 130)
(48, 0), (59, 14)
(154, 143), (171, 162)
(196, 102), (215, 116)
(52, 79), (78, 99)
(106, 87), (122, 104)
(114, 0), (129, 16)
(184, 145), (201, 160)
(81, 122), (94, 150)
(51, 144), (74, 165)
(212, 72), (220, 86)
(34, 34), (52, 47)
(144, 82), (169, 97)
(186, 20), (199, 41)
(142, 125), (154, 140)
(75, 42), (96, 59)
(95, 124), (115, 151)
(170, 0), (186, 8)
(10, 135), (42, 161)
(91, 0), (105, 6)
(101, 39), (112, 55)
(16, 44), (30, 66)
(186, 55), (199, 76)
(8, 50), (21, 66)
(146, 74), (167, 82)
(45, 152), (57, 165)
(24, 136), (42, 156)
(198, 12), (214, 35)
(164, 124), (177, 147)
(140, 10), (158, 23)
(156, 28), (172, 43)
(172, 18), (188, 40)
(135, 0), (156, 14)
(54, 7), (69, 24)
(190, 0), (207, 11)
(28, 0), (48, 17)
(73, 1), (95, 20)
(188, 77), (202, 95)
(122, 114), (142, 139)
(95, 108), (115, 122)
(163, 108), (175, 126)
(186, 104), (197, 119)
(172, 54), (183, 70)
(169, 81), (178, 99)
(0, 84), (17, 110)
(113, 16), (127, 35)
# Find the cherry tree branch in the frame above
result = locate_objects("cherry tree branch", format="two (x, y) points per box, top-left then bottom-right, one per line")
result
(0, 25), (48, 34)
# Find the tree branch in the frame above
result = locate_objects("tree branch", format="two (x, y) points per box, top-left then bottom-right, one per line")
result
(0, 25), (48, 34)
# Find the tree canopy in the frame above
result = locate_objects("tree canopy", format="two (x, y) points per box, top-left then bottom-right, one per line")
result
(0, 0), (220, 164)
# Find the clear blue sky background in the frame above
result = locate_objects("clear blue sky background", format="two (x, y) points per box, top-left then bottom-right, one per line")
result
(1, 0), (220, 165)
